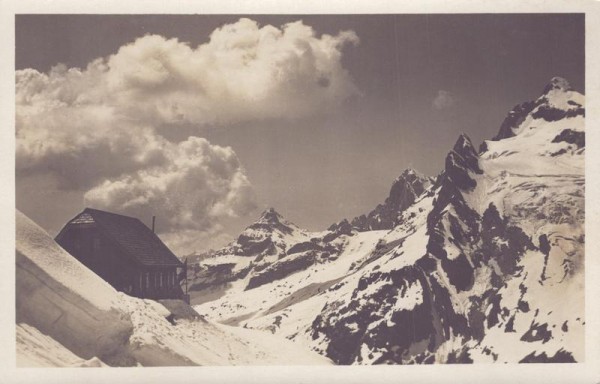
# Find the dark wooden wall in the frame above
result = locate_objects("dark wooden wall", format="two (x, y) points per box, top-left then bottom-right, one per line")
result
(56, 224), (183, 301)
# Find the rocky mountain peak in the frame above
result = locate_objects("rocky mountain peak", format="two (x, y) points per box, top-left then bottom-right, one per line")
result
(348, 168), (432, 231)
(452, 134), (477, 158)
(450, 134), (481, 173)
(491, 77), (583, 142)
(542, 76), (572, 94)
(440, 133), (483, 191)
(388, 168), (429, 208)
(399, 168), (417, 178)
(395, 168), (429, 187)
(225, 208), (304, 257)
(257, 207), (284, 225)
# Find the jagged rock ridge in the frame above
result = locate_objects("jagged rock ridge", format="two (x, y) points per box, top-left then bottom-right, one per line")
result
(349, 169), (434, 231)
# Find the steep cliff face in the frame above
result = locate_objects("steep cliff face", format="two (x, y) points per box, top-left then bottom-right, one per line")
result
(192, 78), (585, 364)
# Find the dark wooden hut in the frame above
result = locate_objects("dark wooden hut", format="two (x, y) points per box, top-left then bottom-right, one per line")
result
(55, 208), (186, 301)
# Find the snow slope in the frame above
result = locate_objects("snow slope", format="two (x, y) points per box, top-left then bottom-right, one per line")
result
(195, 229), (388, 328)
(17, 323), (107, 367)
(16, 210), (331, 366)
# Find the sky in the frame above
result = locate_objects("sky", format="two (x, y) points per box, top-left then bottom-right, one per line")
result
(15, 14), (585, 255)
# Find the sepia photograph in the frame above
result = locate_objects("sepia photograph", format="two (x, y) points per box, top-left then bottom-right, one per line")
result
(4, 0), (600, 383)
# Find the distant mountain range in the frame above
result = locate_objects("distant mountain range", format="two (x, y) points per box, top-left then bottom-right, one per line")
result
(190, 77), (585, 364)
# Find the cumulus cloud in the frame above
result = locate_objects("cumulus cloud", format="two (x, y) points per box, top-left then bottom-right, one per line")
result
(83, 137), (255, 232)
(432, 90), (455, 110)
(17, 18), (360, 130)
(15, 18), (359, 253)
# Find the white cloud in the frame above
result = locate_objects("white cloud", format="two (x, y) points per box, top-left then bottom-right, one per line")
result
(15, 18), (359, 253)
(18, 18), (360, 130)
(83, 137), (255, 232)
(432, 90), (455, 110)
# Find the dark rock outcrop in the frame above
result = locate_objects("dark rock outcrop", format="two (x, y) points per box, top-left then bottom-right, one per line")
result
(542, 76), (572, 93)
(426, 134), (482, 293)
(519, 349), (576, 363)
(349, 169), (433, 231)
(552, 129), (585, 149)
(520, 322), (552, 344)
(325, 219), (354, 242)
(492, 100), (537, 141)
(246, 251), (317, 290)
(443, 134), (483, 191)
(287, 241), (323, 255)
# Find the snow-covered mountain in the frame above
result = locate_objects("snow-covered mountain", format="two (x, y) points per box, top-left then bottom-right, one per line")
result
(188, 206), (354, 306)
(188, 171), (434, 300)
(192, 77), (585, 364)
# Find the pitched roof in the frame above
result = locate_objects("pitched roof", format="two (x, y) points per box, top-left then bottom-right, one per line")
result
(61, 208), (183, 267)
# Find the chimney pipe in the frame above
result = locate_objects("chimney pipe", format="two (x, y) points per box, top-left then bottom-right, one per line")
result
(152, 216), (156, 233)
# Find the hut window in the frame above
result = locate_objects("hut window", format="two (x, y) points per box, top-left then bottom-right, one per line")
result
(145, 272), (150, 289)
(160, 272), (163, 287)
(139, 274), (143, 291)
(155, 273), (158, 287)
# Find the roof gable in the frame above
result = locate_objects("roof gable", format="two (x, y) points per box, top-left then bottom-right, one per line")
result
(70, 212), (95, 224)
(65, 208), (183, 267)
